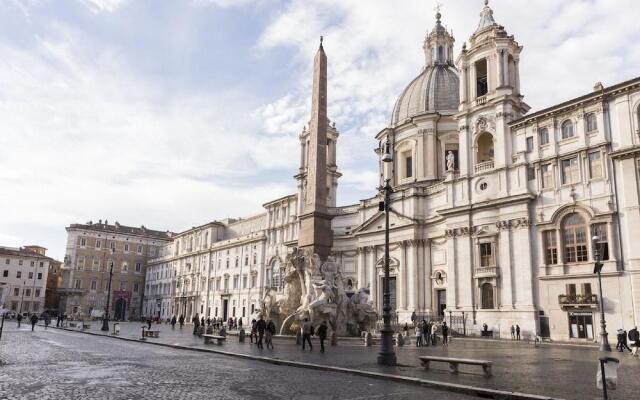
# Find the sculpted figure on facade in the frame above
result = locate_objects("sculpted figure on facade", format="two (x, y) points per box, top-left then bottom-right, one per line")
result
(446, 151), (455, 171)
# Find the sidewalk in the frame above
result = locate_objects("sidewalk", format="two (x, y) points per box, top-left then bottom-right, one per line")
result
(42, 320), (640, 400)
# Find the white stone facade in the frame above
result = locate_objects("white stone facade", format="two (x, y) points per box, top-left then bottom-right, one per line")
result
(140, 3), (640, 343)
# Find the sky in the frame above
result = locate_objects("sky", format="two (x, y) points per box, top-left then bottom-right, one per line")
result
(1, 0), (639, 261)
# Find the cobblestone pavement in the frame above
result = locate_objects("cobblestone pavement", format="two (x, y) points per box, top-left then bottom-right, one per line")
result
(44, 320), (640, 400)
(0, 322), (477, 400)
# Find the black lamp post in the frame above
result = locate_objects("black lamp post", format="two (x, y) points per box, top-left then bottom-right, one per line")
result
(101, 248), (115, 332)
(593, 235), (611, 352)
(377, 138), (397, 366)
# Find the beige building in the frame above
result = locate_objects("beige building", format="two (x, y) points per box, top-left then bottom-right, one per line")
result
(138, 2), (640, 343)
(0, 245), (57, 315)
(59, 221), (171, 319)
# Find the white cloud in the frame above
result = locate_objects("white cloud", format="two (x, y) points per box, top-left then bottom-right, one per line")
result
(80, 0), (127, 13)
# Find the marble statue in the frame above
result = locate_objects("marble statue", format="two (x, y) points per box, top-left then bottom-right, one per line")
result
(446, 151), (455, 171)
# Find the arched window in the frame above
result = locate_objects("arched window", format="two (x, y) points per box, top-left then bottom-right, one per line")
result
(271, 259), (281, 288)
(481, 283), (494, 309)
(476, 132), (494, 164)
(438, 46), (444, 62)
(585, 113), (597, 132)
(563, 213), (588, 263)
(561, 120), (574, 139)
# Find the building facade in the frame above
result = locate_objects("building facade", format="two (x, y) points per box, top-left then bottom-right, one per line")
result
(59, 221), (171, 320)
(0, 245), (56, 315)
(112, 2), (640, 342)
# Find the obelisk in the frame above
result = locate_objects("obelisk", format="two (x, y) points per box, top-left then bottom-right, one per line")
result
(298, 37), (333, 260)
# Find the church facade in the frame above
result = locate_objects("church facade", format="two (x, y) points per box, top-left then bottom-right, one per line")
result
(138, 2), (640, 342)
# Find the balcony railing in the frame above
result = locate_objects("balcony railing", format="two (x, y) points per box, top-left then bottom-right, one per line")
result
(475, 95), (487, 106)
(475, 160), (494, 173)
(558, 294), (598, 308)
(474, 266), (498, 278)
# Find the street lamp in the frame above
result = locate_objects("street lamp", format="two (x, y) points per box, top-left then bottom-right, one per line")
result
(593, 235), (611, 352)
(377, 138), (397, 366)
(101, 248), (115, 331)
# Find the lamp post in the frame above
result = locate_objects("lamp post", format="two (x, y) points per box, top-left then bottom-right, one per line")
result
(592, 235), (611, 352)
(101, 248), (115, 331)
(377, 138), (397, 366)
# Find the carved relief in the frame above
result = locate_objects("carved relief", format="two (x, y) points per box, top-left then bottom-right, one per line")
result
(495, 217), (531, 230)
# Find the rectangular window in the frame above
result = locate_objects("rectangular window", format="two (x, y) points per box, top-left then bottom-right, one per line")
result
(2, 270), (7, 277)
(119, 281), (126, 290)
(539, 128), (549, 145)
(37, 273), (42, 279)
(74, 279), (81, 289)
(149, 246), (156, 256)
(586, 113), (597, 132)
(14, 288), (19, 296)
(561, 157), (580, 184)
(582, 283), (592, 296)
(80, 237), (86, 247)
(35, 289), (41, 297)
(135, 262), (141, 272)
(566, 283), (577, 296)
(475, 58), (488, 96)
(110, 241), (116, 251)
(543, 231), (558, 265)
(233, 276), (238, 289)
(137, 244), (143, 254)
(30, 261), (34, 267)
(25, 289), (31, 297)
(588, 152), (602, 179)
(527, 167), (535, 181)
(405, 154), (413, 178)
(16, 271), (21, 279)
(134, 282), (139, 292)
(122, 263), (128, 273)
(541, 164), (553, 188)
(96, 239), (101, 249)
(18, 259), (23, 266)
(90, 280), (97, 291)
(591, 223), (609, 261)
(5, 259), (9, 264)
(28, 272), (33, 279)
(526, 137), (534, 152)
(479, 243), (493, 267)
(77, 256), (85, 270)
(124, 243), (129, 253)
(243, 275), (247, 289)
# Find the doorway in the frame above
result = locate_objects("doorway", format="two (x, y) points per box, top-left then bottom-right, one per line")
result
(222, 299), (229, 321)
(114, 298), (126, 321)
(568, 312), (594, 339)
(436, 289), (446, 316)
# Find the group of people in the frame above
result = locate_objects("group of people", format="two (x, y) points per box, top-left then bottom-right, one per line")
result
(249, 316), (277, 349)
(408, 319), (449, 347)
(15, 313), (43, 331)
(510, 324), (521, 340)
(616, 326), (640, 356)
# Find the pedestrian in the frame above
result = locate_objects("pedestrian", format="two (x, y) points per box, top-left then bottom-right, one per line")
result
(17, 313), (22, 328)
(431, 321), (438, 345)
(239, 318), (243, 329)
(171, 315), (177, 330)
(56, 314), (61, 328)
(516, 324), (521, 340)
(192, 313), (200, 335)
(421, 319), (429, 347)
(44, 314), (50, 330)
(442, 321), (449, 347)
(250, 319), (257, 344)
(179, 315), (184, 329)
(415, 324), (422, 347)
(318, 321), (328, 353)
(410, 310), (417, 326)
(510, 325), (515, 340)
(30, 314), (38, 331)
(147, 316), (152, 330)
(616, 329), (632, 352)
(629, 326), (639, 356)
(402, 322), (409, 336)
(301, 318), (313, 351)
(265, 319), (276, 349)
(256, 315), (266, 349)
(206, 317), (211, 327)
(201, 316), (205, 327)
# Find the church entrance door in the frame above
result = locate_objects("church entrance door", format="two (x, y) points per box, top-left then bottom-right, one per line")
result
(114, 298), (126, 321)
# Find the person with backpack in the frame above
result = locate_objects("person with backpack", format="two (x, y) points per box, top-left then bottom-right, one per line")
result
(178, 315), (185, 329)
(301, 318), (313, 351)
(317, 321), (328, 353)
(265, 319), (276, 349)
(629, 326), (639, 356)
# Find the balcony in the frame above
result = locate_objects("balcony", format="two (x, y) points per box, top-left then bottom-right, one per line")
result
(475, 160), (494, 173)
(474, 95), (487, 106)
(558, 294), (598, 309)
(474, 266), (498, 278)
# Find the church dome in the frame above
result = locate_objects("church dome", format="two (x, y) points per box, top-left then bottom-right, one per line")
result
(390, 65), (459, 126)
(390, 10), (459, 126)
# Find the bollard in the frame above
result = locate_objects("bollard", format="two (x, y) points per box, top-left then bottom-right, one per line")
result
(239, 328), (245, 343)
(140, 326), (147, 341)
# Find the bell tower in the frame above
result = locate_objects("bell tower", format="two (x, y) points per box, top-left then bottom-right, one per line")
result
(455, 0), (529, 177)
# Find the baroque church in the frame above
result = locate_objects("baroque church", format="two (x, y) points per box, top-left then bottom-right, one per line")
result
(125, 1), (639, 341)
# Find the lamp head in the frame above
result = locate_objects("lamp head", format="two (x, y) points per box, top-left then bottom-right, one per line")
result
(381, 138), (392, 163)
(592, 235), (599, 242)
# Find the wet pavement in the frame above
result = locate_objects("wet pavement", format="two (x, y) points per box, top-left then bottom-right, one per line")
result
(18, 320), (640, 399)
(0, 321), (475, 400)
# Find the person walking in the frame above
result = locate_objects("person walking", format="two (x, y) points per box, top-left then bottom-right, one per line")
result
(17, 313), (22, 328)
(265, 319), (276, 349)
(318, 321), (328, 353)
(250, 319), (257, 344)
(629, 326), (639, 356)
(192, 314), (200, 335)
(301, 318), (313, 351)
(256, 316), (266, 349)
(56, 314), (61, 328)
(516, 324), (521, 340)
(442, 321), (449, 347)
(146, 316), (152, 330)
(179, 315), (184, 329)
(510, 325), (516, 340)
(30, 314), (38, 331)
(44, 314), (50, 330)
(171, 315), (177, 330)
(430, 321), (438, 345)
(410, 310), (417, 326)
(421, 320), (429, 347)
(616, 329), (632, 352)
(201, 316), (205, 328)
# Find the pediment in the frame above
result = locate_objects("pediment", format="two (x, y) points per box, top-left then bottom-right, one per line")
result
(352, 210), (415, 235)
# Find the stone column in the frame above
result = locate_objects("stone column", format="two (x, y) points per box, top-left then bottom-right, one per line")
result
(514, 223), (534, 308)
(514, 58), (520, 94)
(423, 240), (432, 312)
(398, 241), (407, 311)
(469, 64), (477, 100)
(503, 51), (510, 87)
(445, 231), (458, 308)
(460, 66), (468, 104)
(498, 226), (514, 308)
(407, 241), (417, 311)
(367, 247), (375, 290)
(497, 50), (504, 87)
(357, 248), (366, 289)
(370, 247), (378, 310)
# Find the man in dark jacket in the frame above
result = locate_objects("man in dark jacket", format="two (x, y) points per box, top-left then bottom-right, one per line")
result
(255, 316), (266, 349)
(17, 313), (22, 328)
(250, 319), (257, 344)
(317, 321), (328, 353)
(30, 314), (38, 331)
(192, 314), (200, 335)
(179, 315), (184, 329)
(629, 326), (639, 356)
